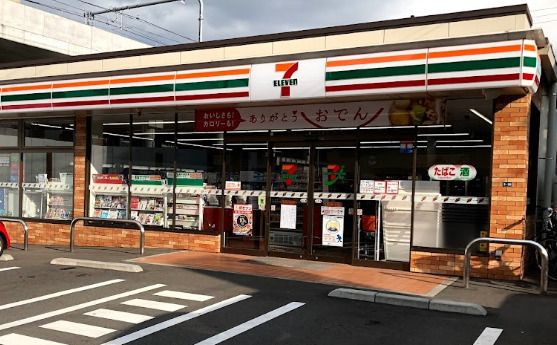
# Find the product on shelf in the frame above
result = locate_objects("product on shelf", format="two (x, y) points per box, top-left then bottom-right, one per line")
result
(92, 194), (128, 219)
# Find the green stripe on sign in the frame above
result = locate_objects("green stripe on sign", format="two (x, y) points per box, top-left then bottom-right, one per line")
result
(175, 78), (249, 92)
(325, 65), (426, 81)
(523, 57), (537, 68)
(2, 92), (51, 103)
(53, 89), (109, 99)
(110, 84), (174, 96)
(428, 57), (521, 73)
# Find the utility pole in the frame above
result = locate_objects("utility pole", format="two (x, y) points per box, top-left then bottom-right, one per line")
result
(85, 0), (204, 42)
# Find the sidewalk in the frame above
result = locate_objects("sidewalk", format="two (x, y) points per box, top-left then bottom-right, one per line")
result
(132, 251), (456, 297)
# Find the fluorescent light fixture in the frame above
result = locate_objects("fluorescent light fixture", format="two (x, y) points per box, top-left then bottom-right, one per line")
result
(177, 138), (223, 142)
(229, 130), (269, 133)
(214, 143), (267, 146)
(104, 120), (194, 126)
(359, 124), (452, 130)
(435, 139), (483, 143)
(243, 148), (268, 151)
(165, 140), (224, 150)
(316, 146), (357, 149)
(134, 132), (174, 135)
(417, 133), (469, 137)
(273, 147), (310, 150)
(271, 130), (288, 132)
(31, 123), (63, 129)
(360, 141), (427, 144)
(469, 109), (493, 125)
(103, 132), (154, 141)
(436, 145), (491, 148)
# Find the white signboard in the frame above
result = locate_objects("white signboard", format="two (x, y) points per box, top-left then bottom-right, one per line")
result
(386, 180), (399, 194)
(374, 181), (387, 194)
(322, 214), (344, 247)
(321, 206), (345, 216)
(250, 59), (326, 101)
(279, 204), (297, 230)
(428, 164), (477, 181)
(360, 180), (375, 194)
(225, 181), (241, 190)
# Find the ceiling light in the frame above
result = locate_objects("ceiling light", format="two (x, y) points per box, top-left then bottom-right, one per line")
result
(469, 109), (493, 125)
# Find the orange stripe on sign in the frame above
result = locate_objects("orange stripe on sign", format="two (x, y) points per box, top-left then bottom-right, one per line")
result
(523, 44), (537, 52)
(275, 63), (296, 72)
(176, 68), (250, 80)
(53, 79), (109, 89)
(111, 74), (175, 85)
(326, 53), (427, 67)
(428, 45), (522, 59)
(2, 83), (51, 92)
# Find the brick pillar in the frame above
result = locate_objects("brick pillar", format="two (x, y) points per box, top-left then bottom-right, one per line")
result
(73, 115), (87, 217)
(488, 94), (531, 279)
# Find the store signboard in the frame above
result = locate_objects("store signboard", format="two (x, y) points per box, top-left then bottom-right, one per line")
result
(233, 204), (253, 236)
(360, 180), (375, 194)
(250, 59), (326, 101)
(374, 181), (387, 194)
(322, 207), (344, 247)
(428, 164), (477, 181)
(131, 175), (163, 185)
(225, 181), (241, 190)
(92, 174), (125, 184)
(194, 98), (444, 132)
(386, 180), (399, 194)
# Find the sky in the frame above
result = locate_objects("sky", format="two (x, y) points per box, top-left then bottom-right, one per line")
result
(22, 0), (557, 49)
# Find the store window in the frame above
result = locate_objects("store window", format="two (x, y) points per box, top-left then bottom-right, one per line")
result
(224, 133), (267, 250)
(0, 121), (19, 147)
(357, 140), (414, 263)
(24, 119), (74, 147)
(130, 113), (175, 227)
(174, 112), (223, 231)
(413, 99), (492, 251)
(90, 114), (131, 220)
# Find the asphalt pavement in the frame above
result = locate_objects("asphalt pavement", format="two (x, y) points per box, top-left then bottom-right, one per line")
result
(0, 245), (554, 345)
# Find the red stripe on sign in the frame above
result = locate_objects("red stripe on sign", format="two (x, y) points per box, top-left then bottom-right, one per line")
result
(110, 96), (175, 104)
(428, 74), (520, 85)
(53, 100), (110, 107)
(522, 73), (534, 80)
(176, 91), (249, 101)
(1, 103), (52, 110)
(325, 80), (425, 92)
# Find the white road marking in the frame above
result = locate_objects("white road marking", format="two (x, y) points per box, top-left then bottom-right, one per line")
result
(0, 333), (67, 345)
(154, 290), (213, 302)
(0, 284), (165, 331)
(0, 279), (125, 311)
(0, 267), (20, 272)
(85, 308), (153, 324)
(101, 294), (252, 345)
(473, 327), (503, 345)
(41, 320), (115, 338)
(195, 302), (305, 345)
(121, 298), (185, 312)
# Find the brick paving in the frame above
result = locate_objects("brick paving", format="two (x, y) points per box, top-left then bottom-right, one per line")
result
(133, 251), (455, 297)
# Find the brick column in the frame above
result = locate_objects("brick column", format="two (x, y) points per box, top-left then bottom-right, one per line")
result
(488, 94), (531, 279)
(73, 115), (87, 217)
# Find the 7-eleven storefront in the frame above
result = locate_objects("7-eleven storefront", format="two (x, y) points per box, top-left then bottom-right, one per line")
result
(0, 5), (554, 280)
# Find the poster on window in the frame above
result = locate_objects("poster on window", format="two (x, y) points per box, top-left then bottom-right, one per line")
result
(322, 207), (344, 247)
(233, 204), (253, 236)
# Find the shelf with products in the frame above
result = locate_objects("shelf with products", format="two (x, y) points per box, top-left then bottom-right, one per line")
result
(22, 182), (46, 218)
(129, 177), (169, 227)
(46, 183), (73, 220)
(168, 172), (206, 231)
(89, 174), (129, 220)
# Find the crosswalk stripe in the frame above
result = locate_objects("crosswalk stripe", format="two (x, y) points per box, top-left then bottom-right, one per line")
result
(0, 284), (165, 331)
(122, 298), (185, 312)
(0, 267), (20, 272)
(0, 279), (124, 311)
(195, 302), (305, 345)
(85, 308), (153, 324)
(0, 333), (67, 345)
(41, 320), (115, 338)
(473, 327), (503, 345)
(154, 290), (213, 302)
(102, 294), (252, 345)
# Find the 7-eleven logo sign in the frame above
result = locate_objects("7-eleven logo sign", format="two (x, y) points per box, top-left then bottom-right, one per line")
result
(273, 62), (299, 97)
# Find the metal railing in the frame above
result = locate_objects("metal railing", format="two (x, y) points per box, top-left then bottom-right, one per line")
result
(464, 237), (548, 294)
(0, 218), (28, 251)
(70, 217), (145, 255)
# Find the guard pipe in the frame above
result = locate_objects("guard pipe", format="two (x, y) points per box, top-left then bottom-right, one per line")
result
(463, 237), (548, 294)
(543, 82), (557, 208)
(70, 217), (145, 255)
(0, 218), (28, 251)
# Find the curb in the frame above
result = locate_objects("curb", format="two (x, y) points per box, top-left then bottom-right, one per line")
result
(0, 254), (14, 262)
(328, 288), (487, 316)
(50, 258), (143, 273)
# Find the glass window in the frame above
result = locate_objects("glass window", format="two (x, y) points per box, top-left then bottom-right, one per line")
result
(90, 114), (130, 220)
(174, 112), (223, 231)
(130, 113), (175, 227)
(0, 121), (19, 147)
(25, 119), (74, 147)
(22, 152), (74, 220)
(224, 132), (267, 250)
(0, 153), (20, 216)
(413, 98), (492, 251)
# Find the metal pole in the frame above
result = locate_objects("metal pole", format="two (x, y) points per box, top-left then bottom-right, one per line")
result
(0, 218), (28, 251)
(463, 237), (548, 294)
(70, 217), (145, 255)
(197, 0), (203, 42)
(543, 82), (557, 208)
